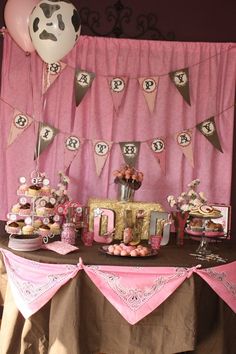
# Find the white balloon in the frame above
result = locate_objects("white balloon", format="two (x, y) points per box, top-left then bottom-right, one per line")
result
(29, 0), (81, 63)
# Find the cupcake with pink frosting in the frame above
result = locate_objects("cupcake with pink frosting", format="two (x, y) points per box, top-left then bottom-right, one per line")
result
(19, 203), (31, 216)
(38, 224), (51, 237)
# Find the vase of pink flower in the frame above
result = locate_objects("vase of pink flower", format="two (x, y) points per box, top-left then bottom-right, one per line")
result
(113, 165), (144, 202)
(167, 179), (207, 245)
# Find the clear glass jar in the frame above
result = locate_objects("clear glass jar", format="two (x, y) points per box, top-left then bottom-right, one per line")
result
(61, 223), (76, 245)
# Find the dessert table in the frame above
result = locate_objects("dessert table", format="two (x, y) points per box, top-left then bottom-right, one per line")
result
(0, 221), (235, 354)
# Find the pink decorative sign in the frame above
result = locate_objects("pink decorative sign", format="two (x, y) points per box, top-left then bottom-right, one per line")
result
(93, 208), (115, 244)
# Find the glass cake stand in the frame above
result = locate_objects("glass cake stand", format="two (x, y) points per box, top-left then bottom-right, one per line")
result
(188, 214), (223, 256)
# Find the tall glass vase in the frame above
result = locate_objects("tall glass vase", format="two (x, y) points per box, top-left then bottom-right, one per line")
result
(172, 211), (189, 246)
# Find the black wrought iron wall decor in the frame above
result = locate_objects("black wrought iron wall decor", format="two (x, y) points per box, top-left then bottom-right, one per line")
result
(80, 0), (175, 40)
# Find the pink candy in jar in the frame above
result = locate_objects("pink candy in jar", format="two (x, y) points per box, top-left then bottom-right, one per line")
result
(61, 223), (76, 245)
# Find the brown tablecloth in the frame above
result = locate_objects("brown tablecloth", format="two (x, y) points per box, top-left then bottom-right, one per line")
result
(0, 221), (235, 268)
(0, 221), (236, 354)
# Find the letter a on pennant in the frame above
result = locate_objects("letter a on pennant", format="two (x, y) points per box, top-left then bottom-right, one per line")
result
(75, 69), (95, 106)
(175, 129), (194, 167)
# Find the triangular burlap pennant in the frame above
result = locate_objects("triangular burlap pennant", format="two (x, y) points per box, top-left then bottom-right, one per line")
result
(138, 77), (159, 113)
(64, 135), (83, 171)
(175, 129), (194, 167)
(7, 109), (33, 146)
(196, 117), (223, 153)
(75, 69), (95, 106)
(108, 76), (128, 112)
(93, 140), (112, 177)
(147, 137), (166, 174)
(34, 122), (59, 159)
(42, 61), (67, 95)
(169, 68), (191, 106)
(119, 141), (140, 167)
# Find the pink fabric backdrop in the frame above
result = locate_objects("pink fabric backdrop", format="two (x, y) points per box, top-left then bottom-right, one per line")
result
(0, 33), (235, 219)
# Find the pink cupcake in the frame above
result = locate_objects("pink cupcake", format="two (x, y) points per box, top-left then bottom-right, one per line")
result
(38, 224), (51, 237)
(17, 184), (28, 195)
(36, 207), (46, 217)
(49, 222), (61, 235)
(19, 203), (31, 216)
(27, 185), (41, 197)
(44, 202), (54, 216)
(11, 203), (21, 214)
(41, 185), (51, 196)
(6, 221), (20, 234)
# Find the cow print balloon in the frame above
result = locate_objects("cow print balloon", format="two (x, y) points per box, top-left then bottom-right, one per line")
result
(29, 0), (81, 63)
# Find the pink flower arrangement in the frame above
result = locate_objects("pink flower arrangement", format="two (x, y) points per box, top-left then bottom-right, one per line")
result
(113, 165), (144, 190)
(167, 179), (207, 213)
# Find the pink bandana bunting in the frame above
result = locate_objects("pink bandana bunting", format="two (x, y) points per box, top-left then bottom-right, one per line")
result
(196, 261), (236, 313)
(83, 264), (191, 325)
(0, 249), (81, 318)
(1, 247), (235, 323)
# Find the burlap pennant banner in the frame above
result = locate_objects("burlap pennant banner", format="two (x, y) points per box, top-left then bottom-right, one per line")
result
(196, 117), (223, 153)
(138, 77), (159, 113)
(175, 129), (194, 167)
(169, 68), (191, 106)
(64, 135), (83, 171)
(42, 61), (67, 95)
(119, 141), (140, 167)
(75, 69), (96, 107)
(147, 137), (166, 174)
(108, 77), (128, 113)
(93, 140), (113, 177)
(35, 122), (59, 160)
(7, 109), (33, 146)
